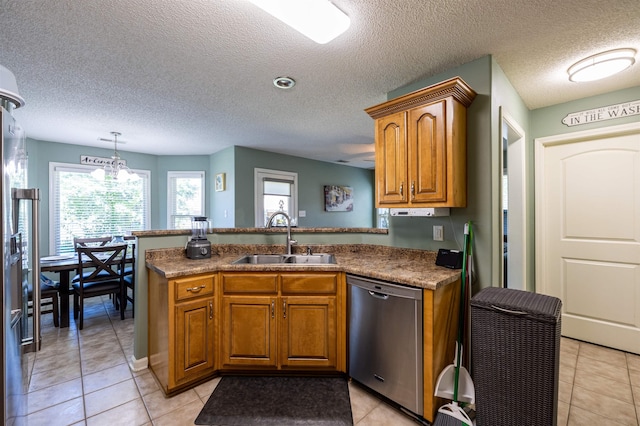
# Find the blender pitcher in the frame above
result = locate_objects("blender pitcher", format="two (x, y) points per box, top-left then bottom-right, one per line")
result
(186, 216), (211, 259)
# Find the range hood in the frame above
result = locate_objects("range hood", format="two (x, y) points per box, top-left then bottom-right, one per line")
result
(390, 208), (450, 217)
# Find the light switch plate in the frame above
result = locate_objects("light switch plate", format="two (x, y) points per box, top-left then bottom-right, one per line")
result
(433, 225), (444, 241)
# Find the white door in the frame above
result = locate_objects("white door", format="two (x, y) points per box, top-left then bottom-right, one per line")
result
(535, 122), (640, 354)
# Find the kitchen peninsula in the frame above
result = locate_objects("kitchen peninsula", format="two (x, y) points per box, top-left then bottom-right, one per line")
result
(141, 228), (462, 423)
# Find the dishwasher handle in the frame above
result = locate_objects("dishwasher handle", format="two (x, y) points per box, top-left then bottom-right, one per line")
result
(368, 290), (389, 300)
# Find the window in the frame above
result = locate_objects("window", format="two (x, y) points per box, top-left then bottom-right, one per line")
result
(254, 168), (298, 227)
(50, 163), (150, 254)
(167, 171), (205, 229)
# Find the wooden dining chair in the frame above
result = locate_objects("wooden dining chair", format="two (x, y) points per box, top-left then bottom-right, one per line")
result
(72, 236), (116, 293)
(123, 236), (136, 317)
(27, 273), (60, 327)
(73, 236), (112, 248)
(72, 244), (127, 330)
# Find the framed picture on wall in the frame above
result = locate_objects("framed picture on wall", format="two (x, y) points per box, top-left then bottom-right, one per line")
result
(324, 185), (353, 212)
(215, 173), (226, 192)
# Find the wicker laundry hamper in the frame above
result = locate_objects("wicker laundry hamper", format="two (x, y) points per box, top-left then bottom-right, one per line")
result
(471, 287), (562, 426)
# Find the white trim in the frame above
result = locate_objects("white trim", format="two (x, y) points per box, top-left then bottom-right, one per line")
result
(499, 108), (527, 290)
(128, 355), (148, 372)
(254, 168), (298, 227)
(166, 171), (205, 229)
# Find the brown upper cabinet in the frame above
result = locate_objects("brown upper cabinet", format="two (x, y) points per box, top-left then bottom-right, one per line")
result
(365, 77), (476, 208)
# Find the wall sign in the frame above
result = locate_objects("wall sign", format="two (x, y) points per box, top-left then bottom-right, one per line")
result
(562, 100), (640, 127)
(80, 155), (126, 167)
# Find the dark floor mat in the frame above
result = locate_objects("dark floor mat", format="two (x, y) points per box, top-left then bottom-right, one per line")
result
(195, 376), (353, 425)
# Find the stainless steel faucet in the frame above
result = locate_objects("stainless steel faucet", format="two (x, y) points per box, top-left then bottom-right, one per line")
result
(266, 211), (296, 255)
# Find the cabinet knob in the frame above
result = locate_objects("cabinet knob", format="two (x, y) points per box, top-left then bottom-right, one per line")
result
(209, 301), (213, 319)
(283, 300), (287, 319)
(410, 181), (415, 200)
(186, 285), (205, 293)
(400, 182), (404, 196)
(271, 300), (275, 319)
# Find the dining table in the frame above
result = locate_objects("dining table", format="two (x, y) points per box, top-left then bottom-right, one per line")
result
(40, 250), (134, 328)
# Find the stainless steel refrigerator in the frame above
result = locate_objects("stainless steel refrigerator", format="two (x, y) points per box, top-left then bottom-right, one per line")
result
(1, 64), (41, 424)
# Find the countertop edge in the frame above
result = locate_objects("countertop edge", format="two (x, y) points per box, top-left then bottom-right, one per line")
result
(144, 244), (460, 291)
(133, 227), (388, 237)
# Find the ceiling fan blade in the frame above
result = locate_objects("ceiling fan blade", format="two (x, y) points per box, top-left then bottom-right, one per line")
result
(338, 143), (374, 155)
(98, 137), (127, 144)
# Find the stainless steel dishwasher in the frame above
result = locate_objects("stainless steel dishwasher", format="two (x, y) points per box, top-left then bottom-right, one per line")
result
(347, 274), (423, 416)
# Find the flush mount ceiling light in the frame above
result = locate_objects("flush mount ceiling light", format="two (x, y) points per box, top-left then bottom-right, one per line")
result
(248, 0), (350, 44)
(273, 76), (296, 89)
(568, 48), (636, 82)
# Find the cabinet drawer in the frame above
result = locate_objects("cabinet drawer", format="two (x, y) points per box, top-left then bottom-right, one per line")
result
(174, 274), (215, 302)
(222, 273), (278, 294)
(281, 273), (338, 295)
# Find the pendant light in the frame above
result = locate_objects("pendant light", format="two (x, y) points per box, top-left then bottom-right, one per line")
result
(92, 132), (136, 180)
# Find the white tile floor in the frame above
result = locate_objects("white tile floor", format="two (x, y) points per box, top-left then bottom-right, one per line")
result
(25, 295), (640, 425)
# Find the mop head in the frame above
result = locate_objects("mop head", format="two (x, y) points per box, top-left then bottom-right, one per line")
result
(432, 402), (473, 426)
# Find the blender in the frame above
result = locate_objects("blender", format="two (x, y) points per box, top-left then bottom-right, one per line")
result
(186, 216), (211, 259)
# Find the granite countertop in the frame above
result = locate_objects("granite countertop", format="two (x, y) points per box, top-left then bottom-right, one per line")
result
(145, 244), (460, 291)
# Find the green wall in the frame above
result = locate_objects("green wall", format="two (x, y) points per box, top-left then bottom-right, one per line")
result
(210, 146), (235, 228)
(218, 146), (376, 228)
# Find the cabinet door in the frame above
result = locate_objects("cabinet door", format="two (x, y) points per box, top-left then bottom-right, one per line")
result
(221, 296), (277, 368)
(174, 298), (215, 384)
(408, 101), (447, 203)
(375, 111), (408, 205)
(279, 296), (337, 369)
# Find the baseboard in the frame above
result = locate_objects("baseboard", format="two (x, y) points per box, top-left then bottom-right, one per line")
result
(129, 355), (148, 372)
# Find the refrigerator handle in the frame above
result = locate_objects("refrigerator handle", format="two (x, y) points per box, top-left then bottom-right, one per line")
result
(12, 188), (41, 351)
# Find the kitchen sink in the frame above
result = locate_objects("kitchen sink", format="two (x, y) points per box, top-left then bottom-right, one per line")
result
(282, 254), (336, 264)
(231, 254), (284, 264)
(231, 253), (336, 265)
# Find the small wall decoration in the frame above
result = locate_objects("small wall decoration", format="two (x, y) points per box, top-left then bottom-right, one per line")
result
(324, 185), (353, 212)
(215, 173), (226, 192)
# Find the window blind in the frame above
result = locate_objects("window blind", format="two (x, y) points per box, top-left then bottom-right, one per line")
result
(51, 163), (150, 254)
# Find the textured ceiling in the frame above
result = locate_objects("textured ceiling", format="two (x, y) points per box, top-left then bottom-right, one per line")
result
(1, 0), (638, 168)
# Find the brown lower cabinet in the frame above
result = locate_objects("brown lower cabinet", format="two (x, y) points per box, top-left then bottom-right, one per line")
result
(148, 270), (346, 395)
(220, 272), (344, 371)
(148, 272), (216, 394)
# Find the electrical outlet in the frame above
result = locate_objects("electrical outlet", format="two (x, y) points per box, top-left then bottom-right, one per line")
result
(433, 225), (444, 241)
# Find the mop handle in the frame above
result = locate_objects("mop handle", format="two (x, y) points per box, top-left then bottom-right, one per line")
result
(453, 222), (470, 402)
